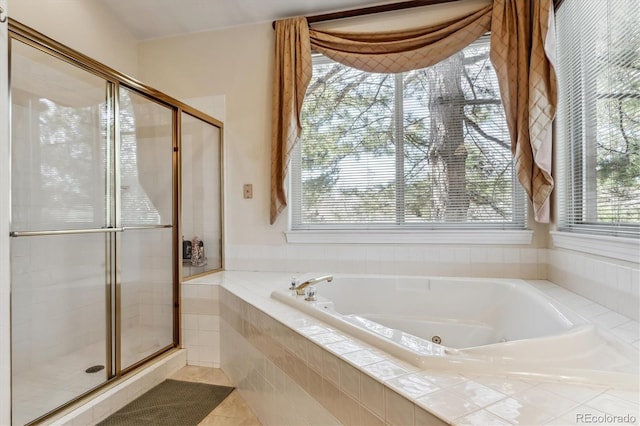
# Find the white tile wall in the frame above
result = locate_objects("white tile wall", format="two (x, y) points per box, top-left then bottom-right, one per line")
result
(226, 244), (548, 279)
(549, 249), (640, 321)
(221, 308), (341, 425)
(227, 242), (638, 322)
(181, 282), (221, 367)
(10, 235), (108, 372)
(10, 230), (174, 372)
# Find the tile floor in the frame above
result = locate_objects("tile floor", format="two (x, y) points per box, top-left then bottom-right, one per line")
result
(168, 365), (261, 426)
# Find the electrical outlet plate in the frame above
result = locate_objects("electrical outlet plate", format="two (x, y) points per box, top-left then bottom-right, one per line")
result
(243, 184), (253, 199)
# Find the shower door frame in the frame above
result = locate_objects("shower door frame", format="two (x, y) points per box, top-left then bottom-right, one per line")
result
(8, 19), (224, 425)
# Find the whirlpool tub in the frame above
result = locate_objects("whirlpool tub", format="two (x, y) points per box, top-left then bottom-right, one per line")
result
(271, 275), (639, 389)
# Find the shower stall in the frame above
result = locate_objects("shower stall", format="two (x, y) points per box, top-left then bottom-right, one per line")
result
(8, 22), (223, 425)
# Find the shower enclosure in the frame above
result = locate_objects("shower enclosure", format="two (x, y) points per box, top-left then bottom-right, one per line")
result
(8, 22), (223, 425)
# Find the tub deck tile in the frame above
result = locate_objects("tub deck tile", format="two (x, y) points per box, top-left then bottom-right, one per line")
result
(211, 272), (639, 426)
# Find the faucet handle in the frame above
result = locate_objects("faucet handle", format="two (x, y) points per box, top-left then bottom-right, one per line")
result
(289, 276), (298, 290)
(304, 285), (317, 301)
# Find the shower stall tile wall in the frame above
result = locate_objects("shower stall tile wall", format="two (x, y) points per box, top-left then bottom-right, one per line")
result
(10, 235), (108, 372)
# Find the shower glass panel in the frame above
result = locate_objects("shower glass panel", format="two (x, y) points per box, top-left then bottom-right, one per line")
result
(9, 20), (223, 424)
(119, 228), (174, 369)
(10, 40), (109, 232)
(118, 87), (175, 370)
(10, 39), (111, 425)
(181, 113), (222, 277)
(10, 234), (110, 426)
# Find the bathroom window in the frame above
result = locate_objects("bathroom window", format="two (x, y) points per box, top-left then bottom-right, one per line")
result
(556, 0), (640, 237)
(291, 36), (525, 230)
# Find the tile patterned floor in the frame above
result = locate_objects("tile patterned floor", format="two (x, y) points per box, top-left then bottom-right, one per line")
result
(168, 365), (261, 426)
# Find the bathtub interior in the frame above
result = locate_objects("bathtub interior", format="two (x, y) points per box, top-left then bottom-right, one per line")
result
(272, 275), (639, 388)
(309, 276), (580, 347)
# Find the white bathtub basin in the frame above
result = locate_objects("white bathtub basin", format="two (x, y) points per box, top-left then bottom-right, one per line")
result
(271, 275), (639, 389)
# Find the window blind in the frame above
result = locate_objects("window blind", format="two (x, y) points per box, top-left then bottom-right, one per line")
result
(556, 0), (640, 237)
(292, 36), (525, 230)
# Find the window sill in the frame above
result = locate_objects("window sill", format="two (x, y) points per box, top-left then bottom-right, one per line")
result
(285, 229), (533, 245)
(550, 231), (640, 263)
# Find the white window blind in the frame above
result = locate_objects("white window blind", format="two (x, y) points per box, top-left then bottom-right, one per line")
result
(556, 0), (640, 237)
(292, 36), (525, 230)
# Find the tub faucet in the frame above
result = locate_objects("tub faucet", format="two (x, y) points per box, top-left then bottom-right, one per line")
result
(292, 275), (333, 295)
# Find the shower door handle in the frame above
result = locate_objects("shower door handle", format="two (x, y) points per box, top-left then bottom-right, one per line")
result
(9, 227), (125, 237)
(121, 225), (173, 231)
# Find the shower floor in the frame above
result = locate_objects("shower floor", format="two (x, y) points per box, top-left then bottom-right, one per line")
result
(12, 325), (169, 425)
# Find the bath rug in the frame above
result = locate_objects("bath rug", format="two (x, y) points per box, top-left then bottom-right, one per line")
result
(97, 379), (234, 426)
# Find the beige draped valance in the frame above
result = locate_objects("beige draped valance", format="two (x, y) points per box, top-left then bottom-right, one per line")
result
(309, 4), (492, 73)
(270, 0), (556, 224)
(270, 18), (312, 224)
(491, 0), (557, 223)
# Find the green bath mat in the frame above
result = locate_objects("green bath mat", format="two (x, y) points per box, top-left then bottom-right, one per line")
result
(97, 379), (234, 426)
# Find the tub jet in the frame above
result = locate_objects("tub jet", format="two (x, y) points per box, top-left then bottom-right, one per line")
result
(85, 365), (105, 374)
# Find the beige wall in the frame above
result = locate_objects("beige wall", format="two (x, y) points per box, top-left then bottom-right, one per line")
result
(10, 0), (139, 77)
(136, 3), (552, 275)
(138, 0), (539, 249)
(139, 22), (278, 246)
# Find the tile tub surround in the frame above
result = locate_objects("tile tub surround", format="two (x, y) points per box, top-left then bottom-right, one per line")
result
(209, 271), (638, 425)
(181, 282), (221, 367)
(222, 306), (342, 425)
(549, 248), (640, 322)
(225, 244), (548, 280)
(225, 243), (640, 323)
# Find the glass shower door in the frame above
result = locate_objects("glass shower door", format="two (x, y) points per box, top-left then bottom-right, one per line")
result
(10, 39), (112, 425)
(118, 87), (175, 370)
(9, 38), (178, 424)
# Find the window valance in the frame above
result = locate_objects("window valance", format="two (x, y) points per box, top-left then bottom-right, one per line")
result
(270, 0), (556, 225)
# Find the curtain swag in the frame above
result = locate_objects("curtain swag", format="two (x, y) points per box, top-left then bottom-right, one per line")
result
(270, 0), (557, 225)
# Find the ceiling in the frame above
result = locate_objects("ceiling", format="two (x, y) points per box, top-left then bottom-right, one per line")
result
(98, 0), (407, 41)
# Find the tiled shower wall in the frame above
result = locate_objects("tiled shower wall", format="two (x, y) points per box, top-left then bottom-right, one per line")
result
(10, 231), (173, 374)
(10, 235), (108, 373)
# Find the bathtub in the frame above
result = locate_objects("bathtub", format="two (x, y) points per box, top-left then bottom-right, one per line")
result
(271, 275), (639, 389)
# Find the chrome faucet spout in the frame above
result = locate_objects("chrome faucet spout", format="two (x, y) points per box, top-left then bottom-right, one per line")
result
(294, 274), (333, 295)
